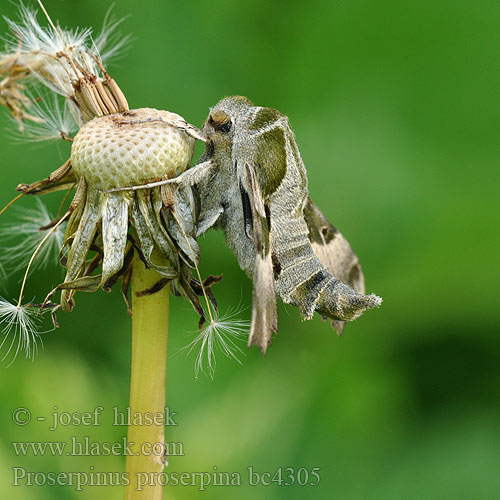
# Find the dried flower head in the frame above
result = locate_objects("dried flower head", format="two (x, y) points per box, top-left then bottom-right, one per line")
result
(0, 2), (233, 372)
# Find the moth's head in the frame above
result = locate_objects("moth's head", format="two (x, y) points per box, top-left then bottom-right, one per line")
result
(202, 96), (254, 155)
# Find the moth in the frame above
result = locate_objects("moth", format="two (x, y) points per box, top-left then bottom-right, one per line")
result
(130, 96), (382, 353)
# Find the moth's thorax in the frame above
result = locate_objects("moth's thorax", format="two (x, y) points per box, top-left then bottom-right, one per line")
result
(71, 108), (195, 190)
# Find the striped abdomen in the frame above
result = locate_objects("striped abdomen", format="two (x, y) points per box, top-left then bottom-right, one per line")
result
(272, 212), (380, 321)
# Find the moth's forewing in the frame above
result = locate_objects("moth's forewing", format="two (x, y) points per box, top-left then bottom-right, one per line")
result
(241, 163), (278, 354)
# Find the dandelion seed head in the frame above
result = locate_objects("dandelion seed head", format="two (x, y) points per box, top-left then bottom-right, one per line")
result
(0, 298), (43, 363)
(1, 2), (131, 128)
(0, 198), (66, 274)
(180, 309), (250, 379)
(3, 4), (93, 97)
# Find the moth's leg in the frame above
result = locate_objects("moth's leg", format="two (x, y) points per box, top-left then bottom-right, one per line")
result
(158, 159), (217, 187)
(196, 205), (224, 237)
(105, 160), (216, 194)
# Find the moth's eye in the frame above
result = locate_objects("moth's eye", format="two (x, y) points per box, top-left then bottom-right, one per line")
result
(209, 110), (231, 133)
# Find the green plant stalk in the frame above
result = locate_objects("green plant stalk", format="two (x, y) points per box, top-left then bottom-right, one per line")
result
(125, 256), (170, 500)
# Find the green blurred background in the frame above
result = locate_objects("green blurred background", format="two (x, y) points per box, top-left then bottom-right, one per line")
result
(1, 0), (499, 498)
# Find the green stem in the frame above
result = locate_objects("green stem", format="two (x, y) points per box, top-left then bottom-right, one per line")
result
(125, 256), (170, 499)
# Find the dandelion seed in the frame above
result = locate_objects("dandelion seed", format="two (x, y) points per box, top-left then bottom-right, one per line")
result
(7, 91), (78, 142)
(180, 310), (250, 379)
(0, 198), (65, 274)
(0, 298), (42, 363)
(4, 3), (91, 59)
(0, 209), (69, 364)
(0, 263), (7, 290)
(93, 7), (133, 64)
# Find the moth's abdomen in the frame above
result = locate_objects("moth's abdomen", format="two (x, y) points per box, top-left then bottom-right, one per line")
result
(272, 211), (381, 322)
(290, 267), (381, 321)
(277, 245), (381, 321)
(315, 278), (382, 321)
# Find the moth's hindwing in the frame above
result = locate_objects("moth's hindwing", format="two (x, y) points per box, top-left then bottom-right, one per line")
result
(303, 197), (366, 334)
(303, 198), (365, 294)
